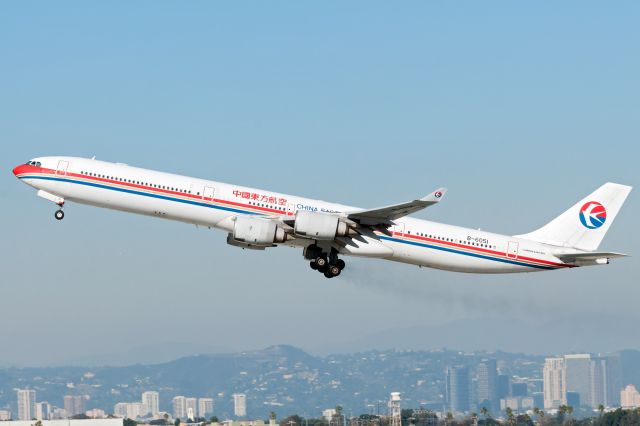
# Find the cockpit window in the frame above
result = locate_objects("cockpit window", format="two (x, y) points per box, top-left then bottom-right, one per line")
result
(26, 160), (42, 167)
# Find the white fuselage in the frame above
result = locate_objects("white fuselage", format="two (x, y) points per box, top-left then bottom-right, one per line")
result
(14, 156), (572, 273)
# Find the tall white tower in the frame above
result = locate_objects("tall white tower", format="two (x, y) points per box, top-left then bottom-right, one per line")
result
(17, 389), (36, 421)
(389, 392), (401, 426)
(233, 393), (247, 417)
(142, 391), (160, 416)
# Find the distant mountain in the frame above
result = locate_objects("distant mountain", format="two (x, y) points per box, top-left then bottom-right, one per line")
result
(320, 314), (640, 355)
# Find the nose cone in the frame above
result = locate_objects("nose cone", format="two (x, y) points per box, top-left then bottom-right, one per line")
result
(13, 164), (30, 177)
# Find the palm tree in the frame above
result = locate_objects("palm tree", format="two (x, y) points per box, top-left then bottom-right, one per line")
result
(557, 405), (569, 424)
(470, 412), (478, 426)
(445, 412), (453, 426)
(480, 406), (489, 419)
(504, 407), (515, 426)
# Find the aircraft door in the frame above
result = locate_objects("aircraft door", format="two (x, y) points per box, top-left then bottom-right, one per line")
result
(202, 186), (215, 203)
(56, 160), (69, 175)
(507, 241), (519, 259)
(392, 223), (405, 237)
(287, 202), (296, 216)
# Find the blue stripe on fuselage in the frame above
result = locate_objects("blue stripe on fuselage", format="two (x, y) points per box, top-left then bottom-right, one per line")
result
(378, 236), (554, 270)
(18, 175), (254, 215)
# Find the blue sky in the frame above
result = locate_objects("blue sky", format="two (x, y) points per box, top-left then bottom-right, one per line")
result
(1, 2), (638, 366)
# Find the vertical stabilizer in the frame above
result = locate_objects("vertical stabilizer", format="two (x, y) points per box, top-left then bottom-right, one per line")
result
(515, 182), (632, 251)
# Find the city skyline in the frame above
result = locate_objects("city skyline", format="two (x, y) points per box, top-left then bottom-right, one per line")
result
(4, 345), (640, 422)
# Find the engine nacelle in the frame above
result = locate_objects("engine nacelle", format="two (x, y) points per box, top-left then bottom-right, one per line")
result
(230, 216), (287, 247)
(294, 210), (350, 240)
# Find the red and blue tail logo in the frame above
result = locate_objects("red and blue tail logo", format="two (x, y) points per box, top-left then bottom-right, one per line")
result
(579, 201), (607, 229)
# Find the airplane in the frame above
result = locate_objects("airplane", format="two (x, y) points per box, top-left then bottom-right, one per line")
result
(13, 156), (632, 278)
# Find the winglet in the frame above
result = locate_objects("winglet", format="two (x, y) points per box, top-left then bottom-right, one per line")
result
(421, 188), (447, 203)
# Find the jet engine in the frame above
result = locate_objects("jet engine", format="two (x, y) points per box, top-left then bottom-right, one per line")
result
(227, 216), (287, 249)
(294, 210), (352, 240)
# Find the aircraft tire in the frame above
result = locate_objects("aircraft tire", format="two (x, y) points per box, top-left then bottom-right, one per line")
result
(323, 270), (334, 279)
(335, 259), (346, 270)
(55, 210), (64, 220)
(328, 265), (341, 276)
(310, 261), (318, 270)
(315, 256), (327, 268)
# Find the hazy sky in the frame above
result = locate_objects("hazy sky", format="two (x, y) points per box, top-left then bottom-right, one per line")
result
(1, 2), (638, 366)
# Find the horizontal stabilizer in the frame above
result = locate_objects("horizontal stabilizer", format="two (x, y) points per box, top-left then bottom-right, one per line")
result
(556, 251), (628, 265)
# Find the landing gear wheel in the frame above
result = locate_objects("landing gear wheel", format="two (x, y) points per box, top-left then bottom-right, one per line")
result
(324, 270), (334, 279)
(315, 256), (328, 269)
(310, 261), (318, 270)
(54, 210), (64, 220)
(335, 259), (346, 270)
(328, 265), (341, 277)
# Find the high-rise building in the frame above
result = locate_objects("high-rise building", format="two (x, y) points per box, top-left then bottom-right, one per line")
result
(142, 391), (160, 416)
(322, 409), (337, 422)
(389, 392), (401, 426)
(64, 395), (88, 417)
(565, 354), (591, 407)
(532, 392), (544, 410)
(621, 385), (640, 409)
(172, 396), (187, 419)
(511, 382), (528, 397)
(114, 402), (146, 419)
(591, 358), (606, 408)
(446, 366), (471, 414)
(198, 398), (214, 418)
(86, 408), (106, 418)
(51, 408), (69, 420)
(566, 392), (581, 408)
(590, 355), (622, 408)
(476, 359), (498, 410)
(543, 357), (566, 409)
(233, 393), (247, 417)
(0, 410), (10, 421)
(16, 389), (36, 421)
(36, 402), (51, 420)
(496, 374), (511, 400)
(35, 402), (51, 420)
(186, 397), (197, 420)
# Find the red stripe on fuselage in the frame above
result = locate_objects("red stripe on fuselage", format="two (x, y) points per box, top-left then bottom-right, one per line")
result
(393, 232), (570, 268)
(18, 166), (293, 216)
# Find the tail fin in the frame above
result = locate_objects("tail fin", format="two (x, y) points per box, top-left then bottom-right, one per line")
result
(515, 182), (632, 251)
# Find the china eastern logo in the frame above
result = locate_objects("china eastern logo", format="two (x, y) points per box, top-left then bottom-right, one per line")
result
(579, 201), (607, 229)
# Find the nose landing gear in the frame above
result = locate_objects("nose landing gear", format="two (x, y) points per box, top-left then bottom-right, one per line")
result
(54, 209), (65, 220)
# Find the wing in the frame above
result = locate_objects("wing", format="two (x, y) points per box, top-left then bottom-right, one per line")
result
(347, 187), (447, 226)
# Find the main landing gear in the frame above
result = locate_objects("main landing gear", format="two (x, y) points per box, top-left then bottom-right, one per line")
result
(305, 245), (346, 279)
